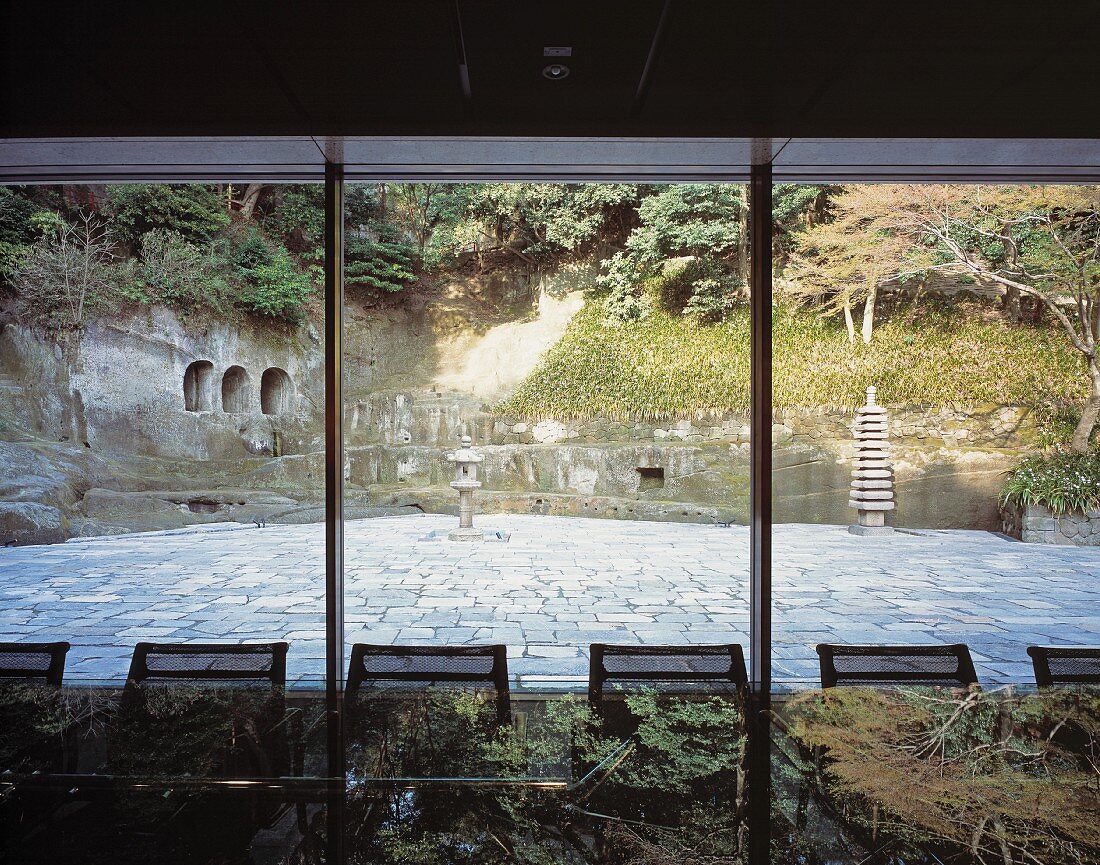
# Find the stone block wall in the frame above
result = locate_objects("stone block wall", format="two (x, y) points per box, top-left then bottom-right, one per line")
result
(1001, 501), (1100, 546)
(490, 404), (1036, 450)
(355, 390), (1039, 452)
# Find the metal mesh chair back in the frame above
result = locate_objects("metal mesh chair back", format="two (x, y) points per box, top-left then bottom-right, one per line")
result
(817, 643), (978, 688)
(0, 641), (70, 686)
(588, 644), (748, 704)
(1028, 645), (1100, 686)
(346, 644), (510, 725)
(126, 642), (288, 688)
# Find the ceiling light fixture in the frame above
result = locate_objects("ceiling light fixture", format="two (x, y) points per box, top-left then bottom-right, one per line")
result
(542, 63), (570, 80)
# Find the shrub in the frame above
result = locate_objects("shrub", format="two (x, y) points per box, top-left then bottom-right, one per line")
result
(1000, 449), (1100, 515)
(344, 236), (417, 294)
(231, 228), (274, 273)
(234, 244), (314, 321)
(10, 214), (121, 329)
(135, 229), (229, 314)
(0, 188), (40, 280)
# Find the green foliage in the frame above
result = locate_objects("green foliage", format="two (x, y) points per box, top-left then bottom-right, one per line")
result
(216, 227), (316, 321)
(592, 688), (746, 795)
(662, 256), (744, 322)
(231, 227), (274, 272)
(328, 185), (422, 294)
(234, 242), (314, 321)
(109, 685), (283, 779)
(500, 298), (1087, 420)
(0, 187), (41, 279)
(427, 183), (641, 267)
(106, 184), (229, 249)
(0, 187), (39, 245)
(269, 184), (325, 252)
(345, 236), (417, 293)
(344, 687), (748, 865)
(596, 185), (746, 322)
(1001, 448), (1100, 515)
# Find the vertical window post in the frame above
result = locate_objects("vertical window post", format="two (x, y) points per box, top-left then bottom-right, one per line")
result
(324, 159), (346, 862)
(748, 154), (773, 865)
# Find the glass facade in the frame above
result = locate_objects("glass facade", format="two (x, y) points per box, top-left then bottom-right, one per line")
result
(1, 173), (1097, 864)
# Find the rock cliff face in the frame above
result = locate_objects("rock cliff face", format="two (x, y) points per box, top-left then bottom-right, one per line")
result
(0, 308), (324, 460)
(0, 266), (1042, 544)
(0, 304), (331, 543)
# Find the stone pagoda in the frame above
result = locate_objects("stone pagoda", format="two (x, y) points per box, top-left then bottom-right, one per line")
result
(849, 386), (895, 536)
(447, 435), (485, 542)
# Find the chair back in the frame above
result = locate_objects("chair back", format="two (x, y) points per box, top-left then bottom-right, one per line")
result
(0, 641), (70, 687)
(588, 643), (748, 705)
(1027, 645), (1100, 687)
(345, 644), (510, 725)
(126, 642), (288, 688)
(817, 643), (978, 688)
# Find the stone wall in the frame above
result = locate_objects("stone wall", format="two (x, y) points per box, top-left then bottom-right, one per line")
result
(352, 388), (1037, 452)
(349, 389), (1033, 531)
(490, 404), (1036, 450)
(1001, 501), (1100, 546)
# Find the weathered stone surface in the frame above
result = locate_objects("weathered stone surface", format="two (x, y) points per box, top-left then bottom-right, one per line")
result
(0, 501), (66, 545)
(373, 488), (745, 525)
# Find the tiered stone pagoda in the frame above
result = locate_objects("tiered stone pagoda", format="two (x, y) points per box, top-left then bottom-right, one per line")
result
(447, 435), (485, 542)
(849, 386), (895, 536)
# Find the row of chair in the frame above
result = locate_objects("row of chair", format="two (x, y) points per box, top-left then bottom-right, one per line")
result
(2, 640), (1099, 692)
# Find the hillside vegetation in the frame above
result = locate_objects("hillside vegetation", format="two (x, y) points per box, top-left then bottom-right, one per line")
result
(499, 297), (1086, 423)
(3, 181), (1097, 449)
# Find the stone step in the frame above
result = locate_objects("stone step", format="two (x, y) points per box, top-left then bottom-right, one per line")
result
(850, 490), (894, 501)
(848, 499), (895, 510)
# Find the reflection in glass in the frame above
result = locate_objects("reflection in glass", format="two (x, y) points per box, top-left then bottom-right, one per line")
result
(771, 685), (1100, 864)
(343, 683), (749, 863)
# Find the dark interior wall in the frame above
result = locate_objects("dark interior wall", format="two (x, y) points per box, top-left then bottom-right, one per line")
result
(3, 1), (1099, 140)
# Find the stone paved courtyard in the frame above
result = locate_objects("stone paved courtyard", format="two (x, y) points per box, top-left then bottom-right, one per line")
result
(1, 513), (1098, 686)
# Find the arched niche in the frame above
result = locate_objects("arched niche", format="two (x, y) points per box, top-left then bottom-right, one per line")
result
(221, 365), (251, 413)
(183, 360), (214, 412)
(260, 367), (295, 416)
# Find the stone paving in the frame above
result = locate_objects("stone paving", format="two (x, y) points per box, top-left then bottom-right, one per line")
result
(1, 514), (1098, 686)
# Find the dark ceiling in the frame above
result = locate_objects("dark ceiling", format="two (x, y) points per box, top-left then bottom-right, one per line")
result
(3, 1), (1099, 140)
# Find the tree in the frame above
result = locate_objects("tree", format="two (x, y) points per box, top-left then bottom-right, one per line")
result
(833, 185), (1100, 451)
(229, 228), (314, 321)
(789, 188), (913, 344)
(11, 213), (119, 328)
(106, 184), (229, 250)
(229, 183), (270, 221)
(428, 183), (641, 268)
(596, 184), (830, 323)
(596, 184), (747, 321)
(390, 183), (450, 253)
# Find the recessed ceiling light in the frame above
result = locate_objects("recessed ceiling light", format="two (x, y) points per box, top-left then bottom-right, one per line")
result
(542, 63), (570, 80)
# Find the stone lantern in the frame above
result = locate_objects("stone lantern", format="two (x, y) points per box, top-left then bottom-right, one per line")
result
(447, 435), (484, 542)
(849, 386), (895, 536)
